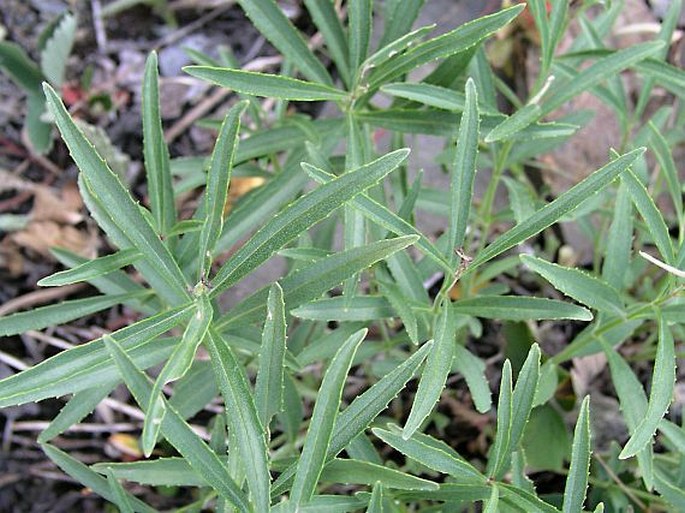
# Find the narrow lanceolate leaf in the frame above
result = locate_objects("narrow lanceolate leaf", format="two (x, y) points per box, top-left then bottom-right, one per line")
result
(366, 5), (524, 90)
(41, 444), (156, 513)
(380, 82), (499, 115)
(142, 52), (176, 236)
(205, 331), (270, 511)
(105, 468), (135, 513)
(373, 426), (484, 482)
(291, 296), (394, 322)
(0, 306), (191, 407)
(380, 280), (419, 344)
(142, 292), (213, 457)
(236, 0), (333, 85)
(39, 13), (76, 88)
(217, 236), (418, 329)
(648, 122), (683, 219)
(94, 458), (206, 486)
(290, 329), (367, 507)
(255, 283), (287, 427)
(449, 78), (480, 267)
(484, 485), (499, 513)
(303, 0), (350, 86)
(485, 103), (541, 143)
(38, 384), (114, 443)
(620, 316), (676, 459)
(348, 0), (372, 71)
(210, 149), (410, 298)
(43, 84), (189, 305)
(363, 25), (434, 72)
(197, 101), (247, 278)
(0, 292), (143, 337)
(368, 482), (383, 513)
(103, 335), (250, 512)
(521, 255), (624, 315)
(487, 360), (513, 478)
(403, 304), (455, 439)
(543, 41), (664, 114)
(321, 458), (437, 491)
(602, 184), (633, 289)
(184, 67), (346, 101)
(509, 345), (541, 451)
(563, 396), (592, 513)
(623, 169), (675, 265)
(38, 249), (141, 287)
(453, 345), (492, 413)
(453, 296), (592, 321)
(304, 161), (450, 272)
(469, 149), (645, 271)
(271, 341), (433, 497)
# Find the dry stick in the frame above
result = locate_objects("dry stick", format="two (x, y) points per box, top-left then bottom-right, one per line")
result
(154, 3), (234, 51)
(91, 0), (108, 53)
(0, 283), (86, 316)
(593, 453), (648, 512)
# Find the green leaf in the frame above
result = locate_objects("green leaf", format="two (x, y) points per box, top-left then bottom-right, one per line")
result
(142, 292), (213, 457)
(38, 384), (114, 443)
(197, 101), (247, 277)
(648, 122), (682, 220)
(348, 0), (372, 72)
(378, 0), (425, 49)
(372, 425), (484, 482)
(291, 296), (395, 321)
(303, 0), (350, 87)
(380, 82), (499, 115)
(453, 345), (492, 413)
(39, 12), (76, 88)
(487, 360), (513, 478)
(271, 340), (433, 497)
(562, 396), (592, 513)
(544, 41), (664, 114)
(142, 51), (176, 237)
(601, 183), (633, 289)
(255, 283), (287, 427)
(105, 468), (134, 513)
(41, 444), (156, 513)
(38, 249), (141, 287)
(379, 280), (419, 344)
(363, 24), (434, 72)
(483, 484), (499, 513)
(367, 482), (383, 513)
(205, 330), (270, 512)
(469, 148), (645, 271)
(620, 316), (676, 459)
(236, 0), (333, 84)
(623, 168), (675, 265)
(0, 305), (191, 407)
(521, 255), (624, 315)
(303, 157), (450, 272)
(184, 67), (346, 101)
(0, 292), (143, 337)
(272, 495), (366, 513)
(93, 458), (205, 486)
(403, 304), (455, 438)
(321, 458), (437, 491)
(448, 77), (480, 265)
(499, 483), (560, 513)
(453, 296), (592, 321)
(636, 58), (685, 98)
(210, 149), (410, 297)
(44, 84), (189, 305)
(505, 344), (541, 474)
(0, 41), (44, 92)
(365, 5), (524, 91)
(217, 236), (418, 329)
(485, 103), (541, 143)
(103, 334), (250, 512)
(290, 329), (367, 507)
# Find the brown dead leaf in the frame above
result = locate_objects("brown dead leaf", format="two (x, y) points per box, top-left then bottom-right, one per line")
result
(108, 433), (143, 460)
(11, 221), (96, 258)
(224, 176), (266, 215)
(31, 186), (83, 225)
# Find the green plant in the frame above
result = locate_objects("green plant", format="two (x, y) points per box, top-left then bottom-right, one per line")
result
(0, 11), (76, 153)
(1, 1), (684, 511)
